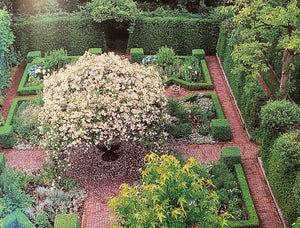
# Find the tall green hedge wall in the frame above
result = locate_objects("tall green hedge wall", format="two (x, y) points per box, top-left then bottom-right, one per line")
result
(129, 16), (220, 55)
(13, 13), (107, 57)
(0, 9), (15, 90)
(216, 23), (268, 132)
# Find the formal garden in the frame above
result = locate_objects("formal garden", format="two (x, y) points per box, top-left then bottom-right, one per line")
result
(0, 0), (299, 227)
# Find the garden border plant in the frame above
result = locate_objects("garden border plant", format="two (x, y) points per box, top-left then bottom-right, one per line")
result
(18, 50), (103, 95)
(130, 48), (213, 90)
(180, 92), (230, 141)
(0, 97), (37, 148)
(220, 147), (259, 228)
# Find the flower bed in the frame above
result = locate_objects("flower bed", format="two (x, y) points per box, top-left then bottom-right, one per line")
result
(167, 93), (230, 143)
(131, 47), (213, 90)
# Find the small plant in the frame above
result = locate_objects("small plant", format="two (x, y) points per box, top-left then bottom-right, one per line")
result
(35, 213), (53, 228)
(156, 45), (176, 67)
(0, 167), (32, 218)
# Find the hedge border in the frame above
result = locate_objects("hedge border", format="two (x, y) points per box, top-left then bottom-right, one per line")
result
(163, 60), (213, 90)
(18, 55), (80, 95)
(0, 97), (38, 149)
(54, 214), (80, 228)
(179, 92), (225, 119)
(0, 210), (35, 228)
(220, 146), (241, 170)
(230, 164), (259, 228)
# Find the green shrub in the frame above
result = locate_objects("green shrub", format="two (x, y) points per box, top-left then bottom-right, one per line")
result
(109, 153), (226, 227)
(0, 168), (32, 218)
(35, 213), (54, 228)
(294, 172), (300, 217)
(166, 123), (193, 139)
(266, 131), (300, 226)
(54, 214), (79, 228)
(192, 49), (205, 60)
(0, 125), (14, 149)
(130, 48), (144, 63)
(230, 164), (259, 228)
(0, 210), (35, 228)
(260, 100), (300, 161)
(129, 16), (221, 55)
(88, 48), (102, 55)
(31, 48), (69, 73)
(156, 46), (176, 67)
(13, 12), (107, 57)
(211, 119), (231, 141)
(26, 51), (41, 63)
(220, 147), (241, 170)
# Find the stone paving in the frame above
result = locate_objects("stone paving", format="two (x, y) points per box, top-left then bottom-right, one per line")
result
(0, 56), (285, 227)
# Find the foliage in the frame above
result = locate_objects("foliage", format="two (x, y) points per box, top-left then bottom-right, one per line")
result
(266, 131), (300, 225)
(31, 49), (69, 74)
(129, 16), (221, 55)
(130, 48), (144, 63)
(84, 0), (140, 29)
(54, 214), (80, 228)
(216, 19), (269, 134)
(156, 46), (176, 67)
(220, 147), (241, 170)
(30, 186), (86, 225)
(40, 52), (168, 170)
(35, 213), (53, 228)
(0, 125), (14, 149)
(13, 12), (106, 57)
(224, 0), (300, 96)
(109, 153), (228, 227)
(0, 8), (16, 92)
(211, 119), (231, 141)
(209, 162), (245, 220)
(13, 101), (41, 144)
(166, 95), (216, 139)
(260, 100), (300, 138)
(0, 168), (32, 218)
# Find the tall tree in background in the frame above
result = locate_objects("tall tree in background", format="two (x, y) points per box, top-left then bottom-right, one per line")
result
(227, 0), (300, 99)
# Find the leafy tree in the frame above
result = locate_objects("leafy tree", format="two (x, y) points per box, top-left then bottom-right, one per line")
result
(39, 52), (168, 168)
(226, 0), (300, 98)
(84, 0), (140, 30)
(109, 153), (228, 228)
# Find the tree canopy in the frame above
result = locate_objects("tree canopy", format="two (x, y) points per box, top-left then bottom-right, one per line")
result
(225, 0), (300, 98)
(39, 52), (168, 167)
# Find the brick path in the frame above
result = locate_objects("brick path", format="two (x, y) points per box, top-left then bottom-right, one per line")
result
(0, 56), (284, 227)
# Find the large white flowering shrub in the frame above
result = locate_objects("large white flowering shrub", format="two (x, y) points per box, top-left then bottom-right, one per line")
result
(39, 52), (168, 163)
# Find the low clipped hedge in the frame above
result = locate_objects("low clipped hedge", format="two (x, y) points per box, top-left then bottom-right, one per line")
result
(54, 214), (80, 228)
(163, 59), (213, 90)
(180, 92), (230, 141)
(0, 125), (14, 149)
(0, 97), (37, 149)
(0, 210), (35, 228)
(88, 48), (102, 55)
(26, 51), (41, 63)
(18, 54), (80, 96)
(230, 164), (259, 228)
(0, 153), (5, 175)
(192, 49), (205, 60)
(221, 147), (241, 170)
(212, 119), (231, 141)
(130, 48), (144, 63)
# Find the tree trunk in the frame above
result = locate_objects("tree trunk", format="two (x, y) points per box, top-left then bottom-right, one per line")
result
(280, 49), (294, 99)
